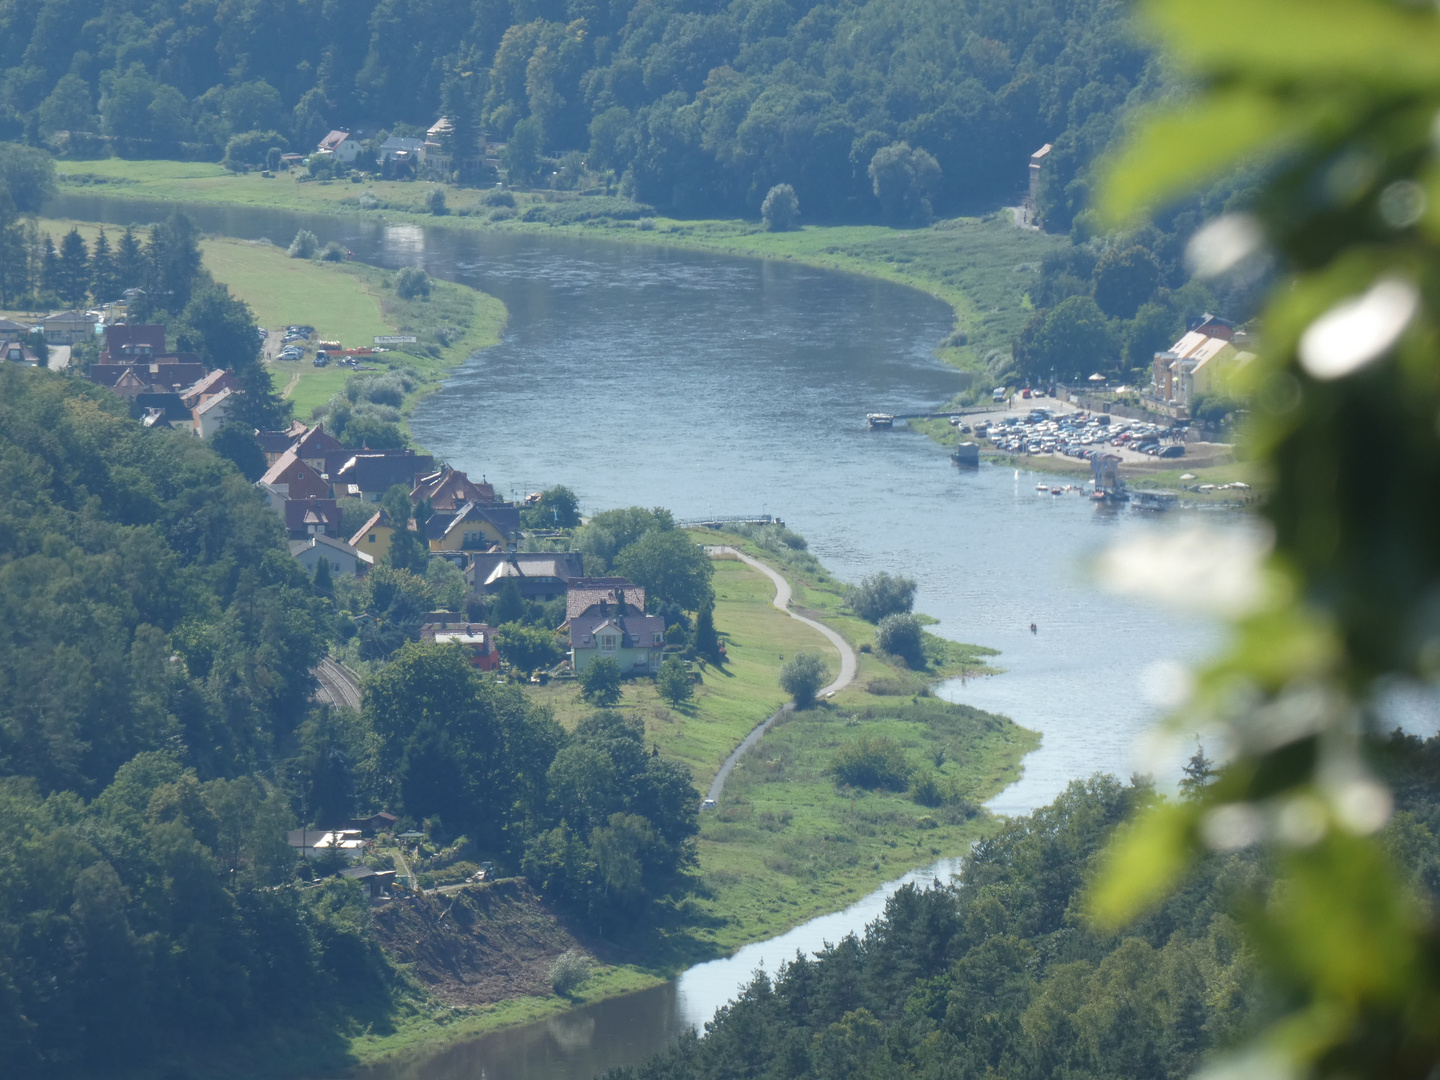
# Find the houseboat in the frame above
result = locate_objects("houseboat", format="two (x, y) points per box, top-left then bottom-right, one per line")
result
(867, 412), (895, 429)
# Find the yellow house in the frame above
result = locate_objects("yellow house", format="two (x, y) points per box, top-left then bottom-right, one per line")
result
(349, 509), (399, 563)
(425, 501), (520, 553)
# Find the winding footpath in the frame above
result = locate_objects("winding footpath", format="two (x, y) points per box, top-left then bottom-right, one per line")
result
(704, 547), (858, 804)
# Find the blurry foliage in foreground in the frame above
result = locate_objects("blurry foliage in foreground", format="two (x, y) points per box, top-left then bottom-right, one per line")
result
(1090, 0), (1440, 1076)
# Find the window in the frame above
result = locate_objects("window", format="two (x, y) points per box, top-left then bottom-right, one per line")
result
(653, 632), (663, 644)
(600, 634), (618, 652)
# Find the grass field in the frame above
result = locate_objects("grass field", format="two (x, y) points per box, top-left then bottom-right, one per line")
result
(54, 160), (1063, 380)
(525, 539), (1027, 959)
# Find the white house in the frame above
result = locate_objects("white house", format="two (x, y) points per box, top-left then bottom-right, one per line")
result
(316, 129), (360, 163)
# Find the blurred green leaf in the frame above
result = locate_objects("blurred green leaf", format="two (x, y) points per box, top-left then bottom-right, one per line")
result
(1089, 801), (1196, 927)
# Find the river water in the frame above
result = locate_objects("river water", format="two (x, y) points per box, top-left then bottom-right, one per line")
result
(53, 194), (1235, 1079)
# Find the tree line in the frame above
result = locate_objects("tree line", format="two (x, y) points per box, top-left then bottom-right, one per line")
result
(0, 0), (1152, 223)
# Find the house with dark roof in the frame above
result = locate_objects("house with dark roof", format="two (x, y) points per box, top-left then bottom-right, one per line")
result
(42, 310), (96, 345)
(0, 317), (31, 336)
(101, 323), (166, 361)
(89, 361), (208, 393)
(2, 339), (40, 366)
(333, 450), (435, 502)
(561, 580), (664, 675)
(255, 421), (311, 465)
(133, 392), (193, 429)
(426, 501), (521, 555)
(284, 496), (342, 540)
(466, 552), (584, 600)
(291, 423), (344, 472)
(180, 369), (239, 410)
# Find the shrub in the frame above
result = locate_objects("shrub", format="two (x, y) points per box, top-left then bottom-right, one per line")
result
(761, 183), (799, 231)
(319, 241), (346, 262)
(549, 949), (593, 995)
(483, 189), (516, 207)
(223, 129), (286, 171)
(875, 613), (926, 669)
(830, 736), (913, 790)
(287, 229), (319, 258)
(909, 768), (944, 807)
(426, 186), (447, 215)
(395, 266), (430, 300)
(656, 656), (693, 705)
(847, 572), (917, 622)
(779, 652), (827, 708)
(580, 657), (622, 705)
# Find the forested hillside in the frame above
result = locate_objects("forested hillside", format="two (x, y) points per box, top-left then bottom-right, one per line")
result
(0, 0), (1152, 222)
(610, 736), (1440, 1080)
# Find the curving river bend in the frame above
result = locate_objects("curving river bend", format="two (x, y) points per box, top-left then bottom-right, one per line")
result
(55, 194), (1236, 1080)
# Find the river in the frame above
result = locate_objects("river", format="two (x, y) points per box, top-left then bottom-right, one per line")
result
(53, 193), (1235, 1080)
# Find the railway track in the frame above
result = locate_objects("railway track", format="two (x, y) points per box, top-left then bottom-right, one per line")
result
(313, 657), (363, 710)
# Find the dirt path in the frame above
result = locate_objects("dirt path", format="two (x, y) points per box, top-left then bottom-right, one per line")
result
(702, 546), (857, 805)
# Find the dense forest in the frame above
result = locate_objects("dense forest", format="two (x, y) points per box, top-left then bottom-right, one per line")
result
(608, 736), (1440, 1080)
(0, 0), (1153, 222)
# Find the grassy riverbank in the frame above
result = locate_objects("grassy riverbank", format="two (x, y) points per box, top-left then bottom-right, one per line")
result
(53, 159), (1063, 380)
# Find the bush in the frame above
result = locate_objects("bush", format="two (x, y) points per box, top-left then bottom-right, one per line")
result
(779, 652), (828, 708)
(580, 657), (622, 705)
(395, 266), (430, 300)
(483, 189), (516, 207)
(549, 949), (593, 995)
(223, 129), (286, 171)
(875, 613), (926, 669)
(319, 241), (346, 262)
(830, 735), (913, 790)
(426, 187), (447, 214)
(761, 183), (799, 231)
(656, 656), (693, 705)
(288, 229), (319, 258)
(848, 572), (917, 622)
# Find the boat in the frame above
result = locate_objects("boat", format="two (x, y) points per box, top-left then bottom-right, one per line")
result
(1050, 487), (1063, 495)
(1134, 491), (1178, 511)
(1036, 482), (1049, 491)
(951, 441), (980, 466)
(867, 412), (895, 429)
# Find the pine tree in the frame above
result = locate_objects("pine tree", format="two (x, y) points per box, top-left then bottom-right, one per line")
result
(89, 228), (119, 303)
(39, 236), (61, 299)
(57, 228), (89, 306)
(694, 598), (720, 661)
(313, 556), (334, 598)
(116, 226), (144, 292)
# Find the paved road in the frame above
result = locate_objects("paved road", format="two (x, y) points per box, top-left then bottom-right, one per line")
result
(314, 656), (362, 710)
(702, 547), (857, 805)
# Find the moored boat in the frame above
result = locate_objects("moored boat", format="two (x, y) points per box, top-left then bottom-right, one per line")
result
(867, 412), (895, 429)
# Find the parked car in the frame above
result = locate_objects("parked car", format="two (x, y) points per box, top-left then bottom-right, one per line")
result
(1158, 444), (1186, 458)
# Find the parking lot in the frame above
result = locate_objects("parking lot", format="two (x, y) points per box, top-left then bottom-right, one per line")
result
(955, 394), (1202, 466)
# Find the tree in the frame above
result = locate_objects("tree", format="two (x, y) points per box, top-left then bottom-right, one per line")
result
(490, 577), (526, 625)
(223, 130), (287, 171)
(56, 228), (89, 306)
(762, 183), (799, 231)
(144, 213), (203, 313)
(209, 424), (267, 481)
(0, 144), (56, 212)
(868, 143), (940, 226)
(875, 613), (926, 668)
(615, 530), (714, 611)
(38, 74), (95, 136)
(1177, 742), (1215, 798)
(101, 65), (157, 141)
(523, 486), (581, 528)
(1123, 300), (1180, 368)
(580, 657), (623, 706)
(288, 230), (319, 259)
(1014, 295), (1116, 381)
(426, 187), (447, 215)
(115, 227), (144, 291)
(89, 229), (121, 303)
(38, 236), (60, 299)
(656, 656), (693, 705)
(780, 652), (827, 708)
(1093, 245), (1162, 319)
(496, 622), (563, 673)
(694, 599), (720, 661)
(395, 266), (430, 300)
(504, 117), (543, 187)
(847, 572), (917, 623)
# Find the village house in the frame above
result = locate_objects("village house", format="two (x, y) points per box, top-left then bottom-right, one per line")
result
(561, 578), (666, 675)
(339, 864), (397, 900)
(411, 466), (497, 511)
(379, 136), (426, 166)
(255, 420), (311, 465)
(135, 392), (193, 430)
(286, 828), (366, 860)
(466, 551), (585, 600)
(284, 495), (342, 540)
(41, 309), (96, 346)
(259, 449), (332, 505)
(290, 423), (344, 472)
(426, 500), (522, 555)
(3, 339), (41, 365)
(420, 617), (500, 670)
(0, 317), (30, 337)
(180, 368), (239, 411)
(192, 385), (238, 438)
(315, 129), (360, 163)
(1151, 314), (1256, 408)
(333, 449), (435, 502)
(290, 533), (373, 577)
(348, 507), (400, 562)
